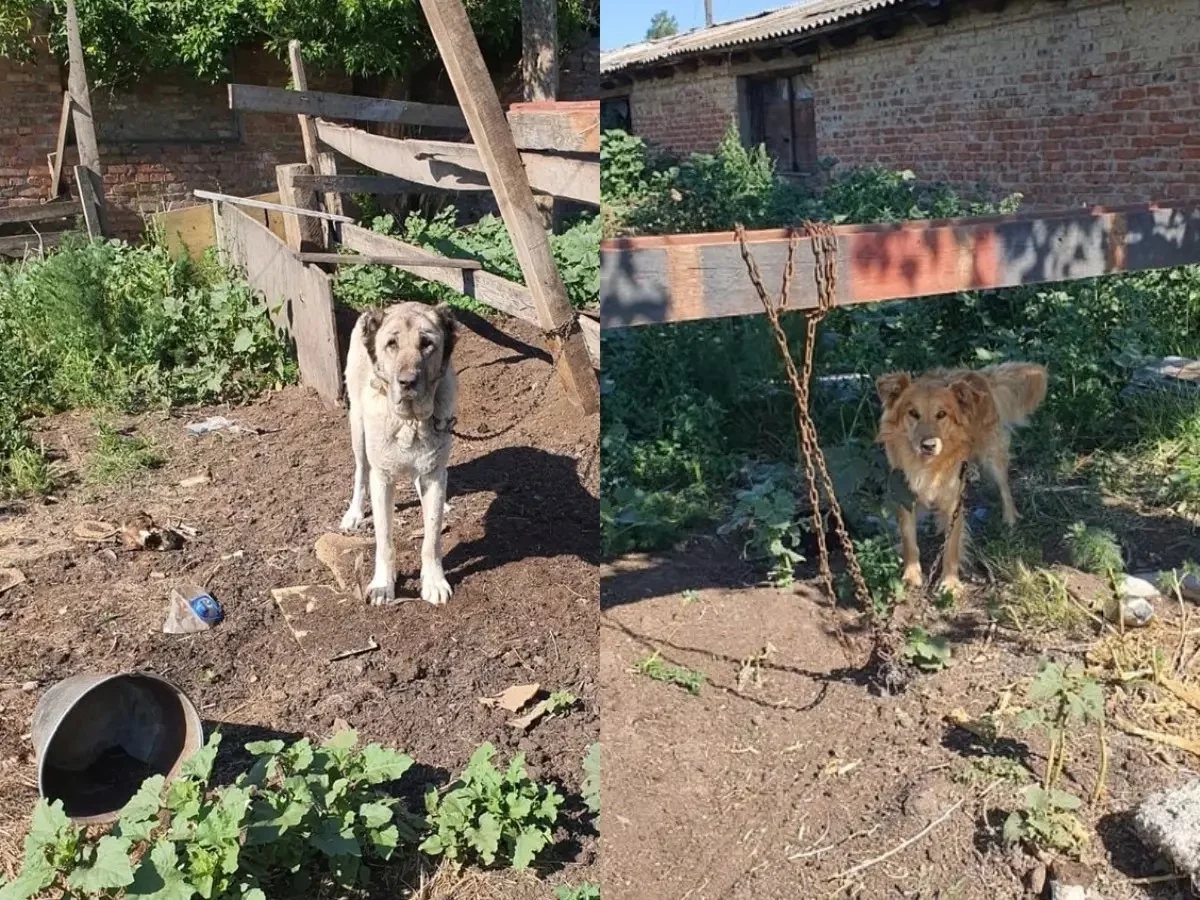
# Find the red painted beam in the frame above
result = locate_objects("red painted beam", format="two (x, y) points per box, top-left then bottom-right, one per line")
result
(599, 202), (1200, 328)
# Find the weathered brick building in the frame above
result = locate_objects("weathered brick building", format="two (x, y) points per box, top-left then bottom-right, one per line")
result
(1, 33), (599, 237)
(600, 0), (1200, 209)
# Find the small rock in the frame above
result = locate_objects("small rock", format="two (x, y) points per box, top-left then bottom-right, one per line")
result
(248, 674), (259, 684)
(895, 708), (915, 729)
(1134, 778), (1200, 882)
(1181, 572), (1200, 603)
(1121, 574), (1161, 600)
(501, 650), (522, 668)
(20, 681), (37, 692)
(1027, 863), (1047, 896)
(267, 688), (287, 703)
(1106, 593), (1154, 628)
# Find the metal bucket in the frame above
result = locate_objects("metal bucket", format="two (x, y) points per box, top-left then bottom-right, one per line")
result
(30, 672), (204, 824)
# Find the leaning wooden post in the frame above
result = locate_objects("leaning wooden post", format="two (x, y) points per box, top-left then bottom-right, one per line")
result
(276, 163), (326, 251)
(64, 0), (107, 236)
(418, 0), (599, 414)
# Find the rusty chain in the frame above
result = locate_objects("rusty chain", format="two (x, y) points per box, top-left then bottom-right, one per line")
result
(734, 221), (874, 617)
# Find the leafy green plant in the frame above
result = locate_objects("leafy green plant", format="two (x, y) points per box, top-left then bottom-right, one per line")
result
(719, 474), (805, 586)
(421, 743), (562, 871)
(0, 729), (419, 900)
(901, 627), (952, 672)
(840, 536), (907, 618)
(1017, 661), (1105, 791)
(632, 653), (706, 695)
(996, 564), (1090, 634)
(1063, 522), (1124, 575)
(545, 692), (578, 717)
(582, 743), (600, 815)
(1002, 786), (1089, 858)
(556, 883), (601, 900)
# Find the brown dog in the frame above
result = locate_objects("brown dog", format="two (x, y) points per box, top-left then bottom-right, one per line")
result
(876, 362), (1048, 593)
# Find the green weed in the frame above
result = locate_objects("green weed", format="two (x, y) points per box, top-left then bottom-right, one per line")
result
(840, 535), (906, 618)
(545, 691), (578, 717)
(5, 445), (54, 496)
(582, 743), (600, 815)
(556, 884), (600, 900)
(85, 423), (164, 486)
(421, 743), (563, 870)
(996, 565), (1090, 634)
(1018, 660), (1105, 792)
(632, 653), (706, 695)
(902, 627), (952, 672)
(1063, 522), (1124, 575)
(1003, 786), (1089, 858)
(720, 470), (806, 586)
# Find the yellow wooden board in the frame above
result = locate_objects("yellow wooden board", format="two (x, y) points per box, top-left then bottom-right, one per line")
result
(152, 192), (287, 260)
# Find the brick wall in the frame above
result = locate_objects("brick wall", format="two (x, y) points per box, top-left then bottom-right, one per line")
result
(618, 0), (1200, 209)
(0, 46), (349, 237)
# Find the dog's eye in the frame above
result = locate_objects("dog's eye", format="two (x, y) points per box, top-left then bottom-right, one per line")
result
(419, 336), (433, 353)
(385, 338), (398, 351)
(935, 410), (947, 420)
(907, 409), (919, 420)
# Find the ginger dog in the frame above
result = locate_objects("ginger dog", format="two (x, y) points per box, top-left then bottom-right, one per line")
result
(876, 362), (1047, 593)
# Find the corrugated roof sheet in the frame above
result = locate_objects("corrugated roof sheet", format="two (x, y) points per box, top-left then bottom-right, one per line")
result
(600, 0), (906, 73)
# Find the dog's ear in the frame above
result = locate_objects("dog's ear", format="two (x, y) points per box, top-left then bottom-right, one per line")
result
(950, 373), (989, 415)
(876, 372), (911, 408)
(360, 308), (385, 365)
(433, 303), (457, 363)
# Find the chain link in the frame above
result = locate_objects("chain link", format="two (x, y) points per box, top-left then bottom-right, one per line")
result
(734, 222), (874, 618)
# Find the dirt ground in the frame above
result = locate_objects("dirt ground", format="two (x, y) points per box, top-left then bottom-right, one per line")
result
(601, 530), (1200, 900)
(0, 315), (599, 896)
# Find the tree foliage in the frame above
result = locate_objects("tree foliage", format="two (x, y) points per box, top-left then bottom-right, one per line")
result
(645, 9), (677, 40)
(0, 0), (597, 87)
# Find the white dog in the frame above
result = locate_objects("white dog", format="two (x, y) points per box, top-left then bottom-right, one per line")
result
(340, 302), (457, 606)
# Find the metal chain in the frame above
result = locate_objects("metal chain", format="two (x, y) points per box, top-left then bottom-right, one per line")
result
(922, 460), (969, 597)
(449, 313), (583, 443)
(734, 222), (874, 617)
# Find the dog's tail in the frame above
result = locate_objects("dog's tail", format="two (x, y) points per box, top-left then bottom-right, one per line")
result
(985, 362), (1048, 428)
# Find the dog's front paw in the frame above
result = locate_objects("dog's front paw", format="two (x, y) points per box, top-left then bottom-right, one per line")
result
(937, 575), (963, 596)
(902, 564), (924, 587)
(1002, 507), (1020, 527)
(420, 568), (452, 606)
(340, 507), (365, 531)
(367, 580), (397, 605)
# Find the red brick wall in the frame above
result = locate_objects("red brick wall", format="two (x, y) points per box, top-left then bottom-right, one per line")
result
(620, 0), (1200, 209)
(0, 46), (349, 237)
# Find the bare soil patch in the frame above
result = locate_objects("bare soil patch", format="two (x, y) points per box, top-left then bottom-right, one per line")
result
(0, 316), (599, 895)
(602, 534), (1200, 900)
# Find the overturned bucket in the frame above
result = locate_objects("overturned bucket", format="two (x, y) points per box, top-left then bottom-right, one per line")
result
(31, 672), (204, 824)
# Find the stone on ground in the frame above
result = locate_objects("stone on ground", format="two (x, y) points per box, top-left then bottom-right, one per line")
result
(1133, 779), (1200, 882)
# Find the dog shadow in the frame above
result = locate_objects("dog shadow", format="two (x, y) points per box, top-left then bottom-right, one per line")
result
(443, 445), (599, 581)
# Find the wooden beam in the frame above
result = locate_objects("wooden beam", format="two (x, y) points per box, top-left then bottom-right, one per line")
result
(297, 251), (482, 269)
(48, 91), (71, 199)
(600, 204), (1200, 328)
(73, 165), (100, 238)
(341, 224), (598, 366)
(292, 173), (433, 195)
(505, 101), (599, 154)
(65, 0), (106, 236)
(288, 42), (320, 170)
(521, 0), (558, 102)
(418, 0), (598, 412)
(192, 189), (352, 223)
(316, 151), (344, 218)
(0, 198), (81, 226)
(229, 83), (468, 130)
(315, 119), (599, 204)
(0, 232), (65, 257)
(276, 163), (325, 251)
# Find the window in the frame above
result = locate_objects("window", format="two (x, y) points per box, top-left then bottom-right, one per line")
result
(744, 72), (816, 174)
(601, 96), (632, 132)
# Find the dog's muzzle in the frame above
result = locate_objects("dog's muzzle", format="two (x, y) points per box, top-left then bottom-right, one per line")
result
(919, 437), (942, 457)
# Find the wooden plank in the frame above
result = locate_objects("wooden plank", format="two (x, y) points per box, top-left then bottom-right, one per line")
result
(314, 119), (598, 204)
(152, 192), (286, 260)
(521, 0), (558, 102)
(192, 189), (352, 223)
(229, 84), (467, 130)
(276, 163), (325, 251)
(0, 199), (81, 226)
(506, 101), (599, 154)
(65, 0), (106, 236)
(0, 232), (66, 257)
(298, 252), (482, 269)
(73, 165), (99, 238)
(418, 0), (598, 412)
(578, 314), (598, 368)
(599, 203), (1200, 328)
(288, 41), (320, 171)
(293, 173), (430, 195)
(341, 223), (538, 323)
(316, 151), (344, 218)
(219, 203), (342, 405)
(230, 84), (598, 153)
(48, 92), (71, 199)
